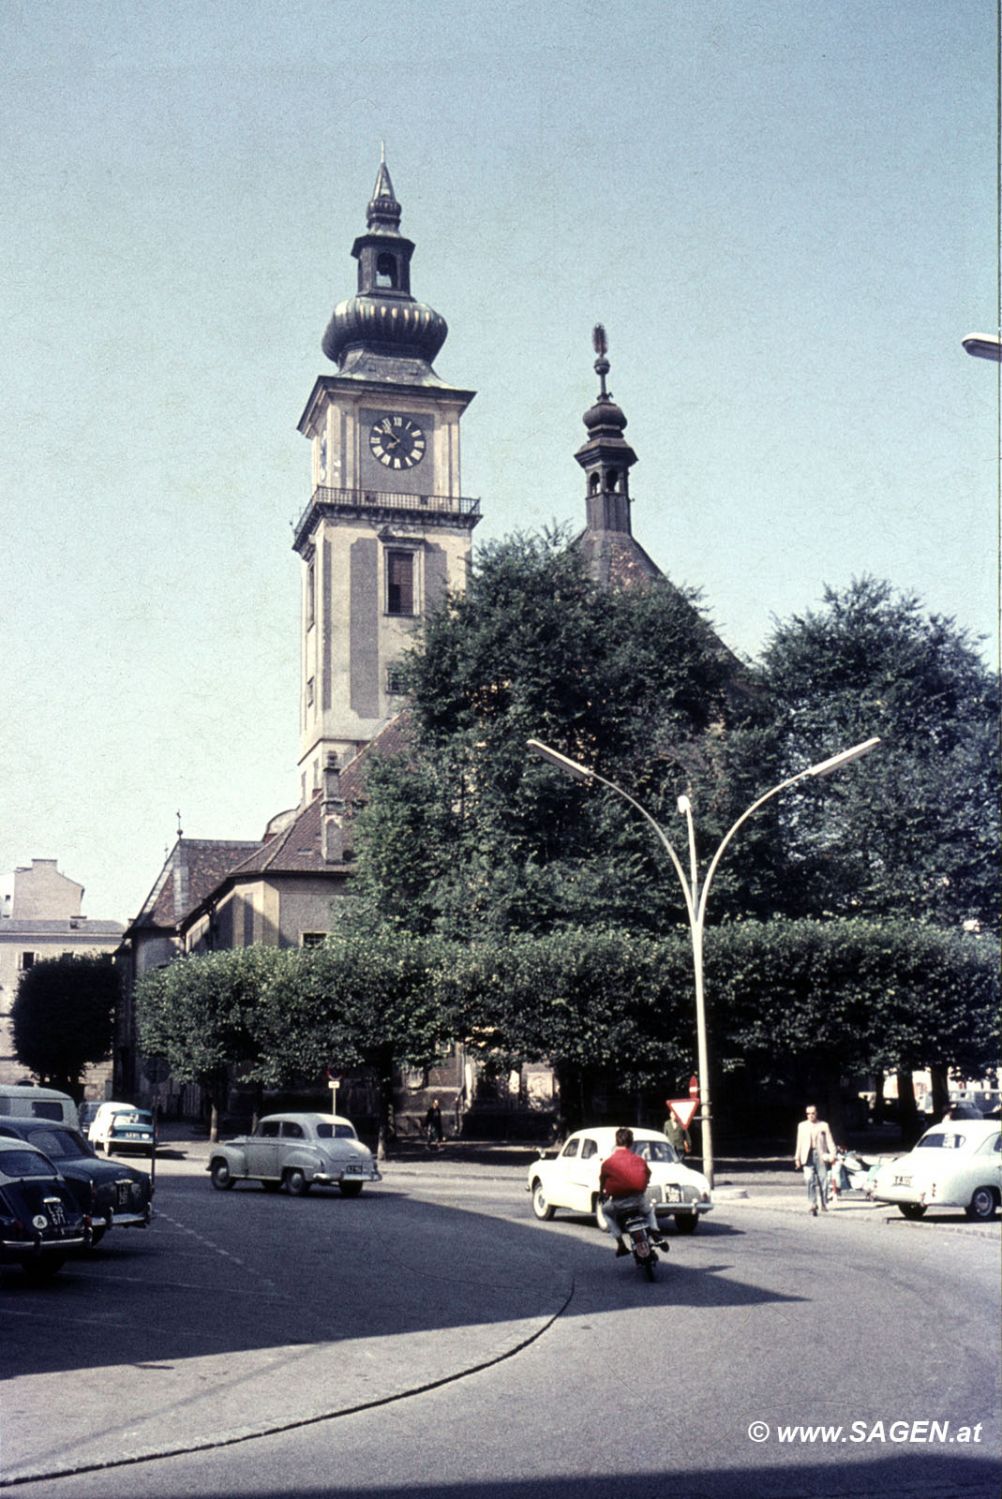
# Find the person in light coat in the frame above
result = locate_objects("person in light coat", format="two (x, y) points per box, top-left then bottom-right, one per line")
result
(794, 1104), (837, 1215)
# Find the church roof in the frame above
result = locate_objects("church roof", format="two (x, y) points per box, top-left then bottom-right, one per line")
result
(127, 839), (263, 933)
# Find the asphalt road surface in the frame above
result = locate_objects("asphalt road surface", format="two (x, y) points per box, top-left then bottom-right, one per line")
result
(2, 1151), (999, 1499)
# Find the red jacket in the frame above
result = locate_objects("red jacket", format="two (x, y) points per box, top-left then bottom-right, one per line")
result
(599, 1147), (651, 1198)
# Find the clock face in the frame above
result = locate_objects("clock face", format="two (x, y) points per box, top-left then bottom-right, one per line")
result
(368, 414), (426, 470)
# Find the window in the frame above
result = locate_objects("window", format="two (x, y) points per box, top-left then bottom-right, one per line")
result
(259, 1120), (281, 1138)
(560, 1139), (580, 1159)
(306, 676), (315, 708)
(386, 550), (415, 616)
(301, 932), (326, 949)
(281, 1122), (305, 1139)
(18, 952), (36, 971)
(386, 664), (407, 696)
(376, 252), (398, 289)
(306, 561), (315, 629)
(580, 1138), (597, 1160)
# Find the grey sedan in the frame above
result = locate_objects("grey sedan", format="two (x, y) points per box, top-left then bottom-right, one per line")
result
(208, 1112), (381, 1197)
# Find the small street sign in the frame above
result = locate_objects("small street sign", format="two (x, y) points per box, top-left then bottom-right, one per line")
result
(689, 1074), (700, 1099)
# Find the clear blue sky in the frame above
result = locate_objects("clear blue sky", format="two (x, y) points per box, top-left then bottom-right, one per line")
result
(1, 0), (997, 923)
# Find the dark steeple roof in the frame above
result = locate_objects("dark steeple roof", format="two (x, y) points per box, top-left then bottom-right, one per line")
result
(321, 153), (449, 382)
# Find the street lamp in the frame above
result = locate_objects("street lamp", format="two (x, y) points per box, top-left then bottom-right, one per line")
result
(962, 332), (1002, 361)
(526, 735), (880, 1186)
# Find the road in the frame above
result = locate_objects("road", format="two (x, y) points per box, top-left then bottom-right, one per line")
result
(2, 1145), (999, 1499)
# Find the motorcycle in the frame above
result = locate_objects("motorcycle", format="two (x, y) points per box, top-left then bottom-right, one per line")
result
(602, 1194), (662, 1281)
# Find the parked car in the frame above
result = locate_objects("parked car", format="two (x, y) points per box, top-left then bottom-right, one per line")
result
(870, 1119), (1001, 1221)
(0, 1137), (88, 1281)
(0, 1084), (79, 1129)
(208, 1112), (382, 1196)
(77, 1101), (103, 1136)
(0, 1119), (152, 1246)
(527, 1126), (714, 1233)
(88, 1103), (156, 1157)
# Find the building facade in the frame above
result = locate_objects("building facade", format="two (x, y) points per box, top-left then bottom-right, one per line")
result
(0, 860), (123, 1092)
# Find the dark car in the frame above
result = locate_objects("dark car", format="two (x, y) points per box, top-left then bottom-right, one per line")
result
(0, 1120), (153, 1246)
(0, 1137), (87, 1281)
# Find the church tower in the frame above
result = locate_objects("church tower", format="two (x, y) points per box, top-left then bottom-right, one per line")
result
(293, 157), (479, 796)
(574, 326), (662, 589)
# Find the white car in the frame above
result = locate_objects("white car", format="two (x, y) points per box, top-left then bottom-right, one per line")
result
(870, 1119), (1001, 1221)
(88, 1102), (156, 1156)
(527, 1126), (713, 1233)
(207, 1112), (381, 1196)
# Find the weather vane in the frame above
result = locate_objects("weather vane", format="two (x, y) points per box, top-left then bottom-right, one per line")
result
(592, 323), (611, 397)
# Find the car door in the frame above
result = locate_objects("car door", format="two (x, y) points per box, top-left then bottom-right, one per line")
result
(566, 1136), (601, 1212)
(245, 1120), (282, 1179)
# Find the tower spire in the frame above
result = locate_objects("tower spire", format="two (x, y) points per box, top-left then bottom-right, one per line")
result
(574, 325), (638, 536)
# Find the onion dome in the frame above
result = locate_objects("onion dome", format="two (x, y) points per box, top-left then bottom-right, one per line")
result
(321, 153), (449, 376)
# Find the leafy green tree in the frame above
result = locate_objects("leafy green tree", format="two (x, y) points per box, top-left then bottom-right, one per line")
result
(245, 931), (459, 1158)
(348, 531), (751, 938)
(12, 954), (118, 1095)
(760, 578), (999, 929)
(136, 947), (282, 1140)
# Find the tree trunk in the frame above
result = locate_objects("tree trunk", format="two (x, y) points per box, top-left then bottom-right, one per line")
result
(376, 1069), (395, 1162)
(929, 1065), (950, 1122)
(896, 1070), (920, 1146)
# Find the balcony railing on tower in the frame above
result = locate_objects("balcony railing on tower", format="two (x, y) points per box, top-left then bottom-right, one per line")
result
(294, 485), (481, 548)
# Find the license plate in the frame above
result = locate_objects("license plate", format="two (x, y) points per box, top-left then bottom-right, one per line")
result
(894, 1175), (912, 1187)
(345, 1163), (362, 1174)
(663, 1185), (683, 1203)
(43, 1198), (66, 1227)
(121, 1132), (144, 1140)
(116, 1183), (132, 1206)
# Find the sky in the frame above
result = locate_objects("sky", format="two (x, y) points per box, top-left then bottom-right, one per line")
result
(1, 0), (998, 924)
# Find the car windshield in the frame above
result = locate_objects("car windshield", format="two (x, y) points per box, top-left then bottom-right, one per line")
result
(24, 1129), (91, 1160)
(633, 1141), (679, 1164)
(0, 1150), (56, 1178)
(315, 1123), (356, 1140)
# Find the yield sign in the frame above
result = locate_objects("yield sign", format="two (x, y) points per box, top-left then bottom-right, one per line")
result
(667, 1098), (699, 1130)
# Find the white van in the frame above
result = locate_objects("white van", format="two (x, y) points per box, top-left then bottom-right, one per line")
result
(0, 1084), (79, 1129)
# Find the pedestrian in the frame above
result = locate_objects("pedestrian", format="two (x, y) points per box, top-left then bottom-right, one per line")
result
(663, 1102), (692, 1160)
(794, 1104), (837, 1215)
(425, 1098), (444, 1146)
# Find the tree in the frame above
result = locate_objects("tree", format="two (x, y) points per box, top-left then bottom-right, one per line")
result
(347, 530), (750, 938)
(12, 954), (118, 1095)
(245, 931), (459, 1158)
(136, 947), (282, 1140)
(760, 578), (999, 930)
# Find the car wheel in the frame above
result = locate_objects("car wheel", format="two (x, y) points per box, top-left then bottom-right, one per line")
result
(674, 1213), (699, 1234)
(20, 1256), (65, 1283)
(210, 1160), (234, 1191)
(966, 1187), (997, 1221)
(285, 1169), (310, 1197)
(594, 1196), (609, 1231)
(261, 1180), (281, 1193)
(531, 1180), (555, 1221)
(340, 1180), (364, 1197)
(898, 1202), (927, 1219)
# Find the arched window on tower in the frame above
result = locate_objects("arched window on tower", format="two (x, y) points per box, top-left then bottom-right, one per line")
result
(606, 469), (620, 492)
(376, 253), (398, 289)
(589, 472), (601, 495)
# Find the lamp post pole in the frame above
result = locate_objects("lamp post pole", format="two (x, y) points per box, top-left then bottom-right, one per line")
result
(526, 736), (880, 1188)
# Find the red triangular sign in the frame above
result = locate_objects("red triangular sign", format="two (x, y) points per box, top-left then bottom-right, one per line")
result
(667, 1099), (698, 1130)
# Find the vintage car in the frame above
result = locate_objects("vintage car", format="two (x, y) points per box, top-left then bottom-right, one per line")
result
(869, 1119), (1001, 1221)
(0, 1119), (153, 1245)
(527, 1125), (713, 1233)
(208, 1112), (382, 1196)
(0, 1137), (88, 1281)
(88, 1102), (157, 1157)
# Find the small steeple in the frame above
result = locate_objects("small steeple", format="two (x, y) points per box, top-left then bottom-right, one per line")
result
(574, 325), (638, 535)
(321, 153), (449, 378)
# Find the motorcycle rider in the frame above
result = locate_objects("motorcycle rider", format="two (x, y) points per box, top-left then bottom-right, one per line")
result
(599, 1127), (668, 1257)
